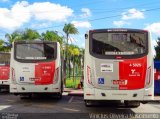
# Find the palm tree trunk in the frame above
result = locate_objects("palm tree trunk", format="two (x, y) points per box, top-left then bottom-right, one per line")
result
(66, 34), (69, 61)
(64, 34), (69, 86)
(66, 34), (72, 78)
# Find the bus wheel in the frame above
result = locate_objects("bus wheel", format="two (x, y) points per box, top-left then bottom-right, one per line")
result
(57, 83), (63, 99)
(57, 92), (62, 99)
(85, 100), (92, 107)
(20, 94), (32, 99)
(28, 94), (32, 99)
(124, 101), (140, 108)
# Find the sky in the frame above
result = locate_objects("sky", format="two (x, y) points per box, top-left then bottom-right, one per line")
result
(0, 0), (160, 49)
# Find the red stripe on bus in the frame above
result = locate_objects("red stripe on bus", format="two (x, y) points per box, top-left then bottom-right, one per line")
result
(119, 56), (147, 90)
(0, 65), (10, 80)
(35, 61), (55, 85)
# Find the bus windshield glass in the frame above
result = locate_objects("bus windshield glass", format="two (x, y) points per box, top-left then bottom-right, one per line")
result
(15, 43), (55, 61)
(91, 31), (147, 56)
(0, 53), (10, 66)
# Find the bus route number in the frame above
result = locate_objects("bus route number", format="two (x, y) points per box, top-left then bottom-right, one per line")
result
(129, 63), (142, 67)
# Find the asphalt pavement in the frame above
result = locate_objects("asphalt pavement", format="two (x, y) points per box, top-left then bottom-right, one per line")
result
(0, 89), (160, 119)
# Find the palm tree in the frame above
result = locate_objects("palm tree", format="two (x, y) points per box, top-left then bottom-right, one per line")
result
(41, 30), (63, 48)
(63, 23), (78, 58)
(5, 30), (23, 50)
(63, 23), (79, 81)
(5, 31), (22, 43)
(22, 28), (41, 40)
(0, 39), (6, 51)
(5, 29), (40, 51)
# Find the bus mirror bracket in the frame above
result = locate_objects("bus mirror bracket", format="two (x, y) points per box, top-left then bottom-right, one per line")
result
(85, 34), (88, 39)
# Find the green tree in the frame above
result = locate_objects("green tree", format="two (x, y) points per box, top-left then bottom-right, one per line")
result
(22, 28), (41, 40)
(5, 29), (41, 51)
(5, 30), (23, 50)
(63, 23), (79, 81)
(78, 48), (85, 75)
(68, 45), (80, 88)
(155, 37), (160, 60)
(41, 30), (63, 47)
(0, 39), (8, 52)
(5, 30), (22, 43)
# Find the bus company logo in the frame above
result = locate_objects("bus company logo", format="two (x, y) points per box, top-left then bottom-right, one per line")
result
(43, 70), (47, 74)
(20, 77), (24, 81)
(98, 78), (104, 84)
(131, 69), (136, 74)
(129, 69), (140, 77)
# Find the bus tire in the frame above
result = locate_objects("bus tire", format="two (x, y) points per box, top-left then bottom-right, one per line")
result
(124, 101), (140, 108)
(59, 81), (64, 99)
(61, 81), (64, 93)
(28, 94), (32, 99)
(85, 100), (92, 107)
(57, 92), (62, 99)
(20, 94), (32, 99)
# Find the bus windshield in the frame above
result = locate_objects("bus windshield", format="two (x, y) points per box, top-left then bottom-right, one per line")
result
(0, 53), (10, 66)
(15, 43), (56, 61)
(91, 31), (147, 56)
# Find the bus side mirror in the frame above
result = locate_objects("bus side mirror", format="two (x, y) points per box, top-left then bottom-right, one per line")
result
(85, 34), (88, 39)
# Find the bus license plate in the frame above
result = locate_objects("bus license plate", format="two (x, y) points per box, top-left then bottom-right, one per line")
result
(113, 80), (127, 85)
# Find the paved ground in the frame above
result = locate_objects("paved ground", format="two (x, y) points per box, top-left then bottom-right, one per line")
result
(0, 92), (160, 119)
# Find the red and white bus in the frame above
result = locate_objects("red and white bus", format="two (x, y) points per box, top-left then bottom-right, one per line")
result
(10, 41), (63, 98)
(0, 52), (10, 92)
(84, 28), (154, 107)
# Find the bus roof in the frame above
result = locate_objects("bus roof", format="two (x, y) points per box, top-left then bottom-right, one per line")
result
(89, 28), (148, 33)
(13, 40), (56, 44)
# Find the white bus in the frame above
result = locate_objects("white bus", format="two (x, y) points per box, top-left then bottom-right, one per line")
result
(0, 52), (10, 92)
(10, 41), (63, 98)
(84, 28), (154, 107)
